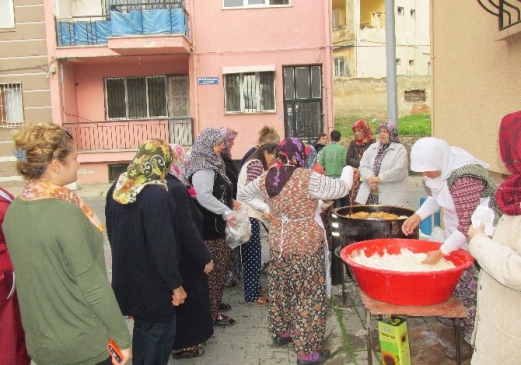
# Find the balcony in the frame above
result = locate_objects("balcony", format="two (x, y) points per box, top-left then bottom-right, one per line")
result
(56, 2), (190, 54)
(477, 0), (521, 30)
(64, 117), (193, 152)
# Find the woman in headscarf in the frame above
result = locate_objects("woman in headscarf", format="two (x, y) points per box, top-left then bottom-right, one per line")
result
(220, 127), (242, 289)
(106, 139), (186, 365)
(237, 142), (278, 306)
(401, 136), (502, 361)
(4, 123), (131, 365)
(355, 121), (408, 207)
(346, 120), (374, 201)
(167, 144), (214, 359)
(185, 128), (238, 327)
(466, 110), (521, 365)
(238, 138), (357, 365)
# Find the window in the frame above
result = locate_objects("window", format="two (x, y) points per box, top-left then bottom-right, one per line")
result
(223, 0), (289, 8)
(397, 6), (404, 16)
(224, 72), (275, 113)
(105, 76), (167, 120)
(0, 83), (24, 127)
(396, 58), (401, 65)
(334, 57), (345, 76)
(404, 89), (426, 102)
(0, 0), (15, 28)
(409, 60), (415, 66)
(410, 9), (416, 18)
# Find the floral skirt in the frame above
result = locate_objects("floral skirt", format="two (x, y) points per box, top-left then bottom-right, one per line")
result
(268, 249), (327, 355)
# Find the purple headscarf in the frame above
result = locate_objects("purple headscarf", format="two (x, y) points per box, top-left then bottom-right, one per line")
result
(377, 121), (400, 144)
(219, 127), (238, 158)
(265, 137), (310, 198)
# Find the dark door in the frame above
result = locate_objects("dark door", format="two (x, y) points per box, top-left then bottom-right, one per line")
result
(283, 65), (323, 145)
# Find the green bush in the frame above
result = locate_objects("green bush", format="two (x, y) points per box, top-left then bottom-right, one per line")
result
(335, 114), (431, 137)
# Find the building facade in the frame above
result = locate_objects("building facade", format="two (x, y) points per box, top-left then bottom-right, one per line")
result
(37, 0), (334, 184)
(0, 0), (52, 187)
(431, 0), (521, 175)
(332, 0), (430, 78)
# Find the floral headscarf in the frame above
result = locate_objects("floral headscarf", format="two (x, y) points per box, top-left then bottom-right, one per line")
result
(113, 139), (172, 204)
(352, 119), (373, 146)
(185, 128), (230, 184)
(496, 110), (521, 215)
(168, 143), (188, 185)
(266, 137), (310, 198)
(219, 127), (238, 158)
(377, 121), (400, 144)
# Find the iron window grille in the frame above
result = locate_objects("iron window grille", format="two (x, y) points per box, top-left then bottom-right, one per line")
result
(224, 72), (275, 113)
(477, 0), (521, 30)
(0, 83), (24, 128)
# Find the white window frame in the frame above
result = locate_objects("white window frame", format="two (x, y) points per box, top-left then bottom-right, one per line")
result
(222, 0), (291, 9)
(105, 76), (168, 120)
(223, 71), (276, 114)
(333, 57), (345, 76)
(0, 83), (24, 127)
(0, 0), (15, 29)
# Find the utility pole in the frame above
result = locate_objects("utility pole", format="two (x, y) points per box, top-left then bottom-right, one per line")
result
(385, 0), (398, 124)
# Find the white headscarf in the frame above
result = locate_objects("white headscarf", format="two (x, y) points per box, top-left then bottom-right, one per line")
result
(410, 137), (488, 211)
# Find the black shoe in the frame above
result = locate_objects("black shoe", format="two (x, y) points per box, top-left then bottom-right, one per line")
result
(213, 312), (236, 327)
(273, 335), (292, 346)
(218, 303), (232, 312)
(296, 350), (330, 365)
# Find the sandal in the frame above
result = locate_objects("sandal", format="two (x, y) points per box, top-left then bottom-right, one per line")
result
(259, 285), (268, 295)
(218, 303), (232, 312)
(213, 312), (236, 327)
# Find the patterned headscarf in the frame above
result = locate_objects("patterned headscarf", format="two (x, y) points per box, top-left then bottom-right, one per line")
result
(169, 143), (188, 185)
(496, 110), (521, 215)
(219, 127), (238, 158)
(185, 128), (230, 184)
(113, 139), (172, 204)
(305, 144), (317, 169)
(352, 119), (373, 146)
(266, 137), (310, 198)
(377, 121), (400, 144)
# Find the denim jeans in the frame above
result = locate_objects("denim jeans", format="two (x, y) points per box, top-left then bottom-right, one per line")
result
(132, 317), (176, 365)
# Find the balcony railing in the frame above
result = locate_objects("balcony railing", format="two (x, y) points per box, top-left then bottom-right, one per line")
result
(64, 118), (193, 151)
(477, 0), (521, 30)
(56, 4), (189, 46)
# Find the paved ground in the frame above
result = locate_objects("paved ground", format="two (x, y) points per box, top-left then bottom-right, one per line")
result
(20, 176), (470, 365)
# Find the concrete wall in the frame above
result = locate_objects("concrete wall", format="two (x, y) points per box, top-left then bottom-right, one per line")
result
(334, 75), (430, 120)
(431, 1), (521, 174)
(0, 0), (51, 124)
(191, 1), (334, 159)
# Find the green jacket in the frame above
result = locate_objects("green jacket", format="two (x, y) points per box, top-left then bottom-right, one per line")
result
(4, 198), (131, 365)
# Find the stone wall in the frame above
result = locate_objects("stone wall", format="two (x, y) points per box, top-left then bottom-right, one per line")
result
(333, 75), (431, 120)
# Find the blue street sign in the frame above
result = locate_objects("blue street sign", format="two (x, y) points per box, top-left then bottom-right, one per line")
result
(198, 77), (219, 85)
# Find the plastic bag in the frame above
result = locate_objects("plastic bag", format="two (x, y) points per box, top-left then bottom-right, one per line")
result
(225, 206), (252, 249)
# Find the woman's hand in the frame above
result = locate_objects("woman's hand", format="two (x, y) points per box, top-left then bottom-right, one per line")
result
(232, 200), (242, 210)
(353, 168), (360, 182)
(467, 222), (485, 241)
(422, 249), (444, 265)
(114, 347), (132, 365)
(172, 286), (187, 306)
(402, 213), (421, 236)
(204, 260), (214, 274)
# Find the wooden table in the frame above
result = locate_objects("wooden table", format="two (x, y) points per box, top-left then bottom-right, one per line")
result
(358, 289), (468, 365)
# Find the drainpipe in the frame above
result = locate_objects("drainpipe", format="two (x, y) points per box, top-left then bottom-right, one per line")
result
(188, 0), (199, 139)
(324, 0), (334, 133)
(385, 0), (399, 124)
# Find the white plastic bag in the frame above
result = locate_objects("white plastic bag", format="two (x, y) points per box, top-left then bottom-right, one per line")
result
(225, 206), (252, 249)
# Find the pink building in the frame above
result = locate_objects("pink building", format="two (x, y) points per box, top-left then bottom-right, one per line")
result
(46, 0), (334, 183)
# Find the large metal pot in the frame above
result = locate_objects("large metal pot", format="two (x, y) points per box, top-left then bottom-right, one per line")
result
(333, 205), (419, 246)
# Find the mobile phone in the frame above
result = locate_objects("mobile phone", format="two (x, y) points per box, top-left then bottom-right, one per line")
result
(107, 339), (123, 362)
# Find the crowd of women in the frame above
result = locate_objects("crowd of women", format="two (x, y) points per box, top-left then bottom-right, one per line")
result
(0, 111), (520, 365)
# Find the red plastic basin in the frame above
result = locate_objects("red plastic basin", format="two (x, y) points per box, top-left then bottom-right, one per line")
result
(340, 238), (474, 306)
